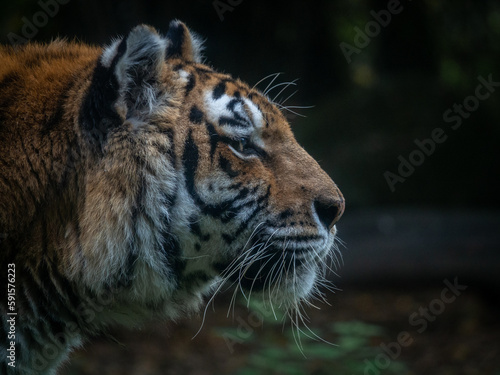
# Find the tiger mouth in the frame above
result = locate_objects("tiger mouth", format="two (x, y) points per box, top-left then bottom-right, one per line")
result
(214, 233), (332, 292)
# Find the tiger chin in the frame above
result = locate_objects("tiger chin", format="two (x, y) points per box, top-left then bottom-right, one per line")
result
(0, 20), (344, 374)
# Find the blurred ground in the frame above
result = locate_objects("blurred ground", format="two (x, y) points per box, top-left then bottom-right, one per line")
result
(63, 285), (500, 375)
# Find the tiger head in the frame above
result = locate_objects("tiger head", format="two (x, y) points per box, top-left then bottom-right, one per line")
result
(73, 21), (344, 319)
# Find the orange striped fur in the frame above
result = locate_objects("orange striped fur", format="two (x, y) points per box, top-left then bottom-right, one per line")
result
(0, 21), (344, 374)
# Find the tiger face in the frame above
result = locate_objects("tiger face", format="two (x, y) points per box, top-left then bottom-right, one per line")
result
(0, 20), (344, 373)
(72, 22), (345, 316)
(172, 66), (345, 306)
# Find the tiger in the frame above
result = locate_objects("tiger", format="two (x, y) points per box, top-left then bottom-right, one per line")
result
(0, 20), (345, 374)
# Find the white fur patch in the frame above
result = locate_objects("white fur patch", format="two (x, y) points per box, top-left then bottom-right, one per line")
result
(178, 69), (190, 83)
(114, 27), (167, 87)
(188, 29), (205, 63)
(243, 97), (264, 128)
(101, 39), (122, 68)
(204, 92), (254, 138)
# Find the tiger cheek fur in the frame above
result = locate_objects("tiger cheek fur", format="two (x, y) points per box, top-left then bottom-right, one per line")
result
(0, 20), (344, 374)
(172, 74), (345, 301)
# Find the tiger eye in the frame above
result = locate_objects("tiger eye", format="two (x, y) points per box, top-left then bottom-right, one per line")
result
(238, 137), (249, 152)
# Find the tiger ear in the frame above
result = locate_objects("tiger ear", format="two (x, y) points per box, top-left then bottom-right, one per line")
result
(80, 22), (203, 146)
(110, 25), (167, 118)
(164, 20), (203, 63)
(103, 21), (202, 116)
(80, 25), (167, 145)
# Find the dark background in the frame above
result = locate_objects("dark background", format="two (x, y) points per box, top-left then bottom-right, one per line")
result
(1, 1), (500, 374)
(2, 0), (500, 210)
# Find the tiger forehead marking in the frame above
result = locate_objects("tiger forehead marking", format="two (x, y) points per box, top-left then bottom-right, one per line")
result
(0, 20), (344, 374)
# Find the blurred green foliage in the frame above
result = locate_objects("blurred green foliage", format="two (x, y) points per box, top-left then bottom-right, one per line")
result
(217, 318), (408, 375)
(215, 299), (408, 374)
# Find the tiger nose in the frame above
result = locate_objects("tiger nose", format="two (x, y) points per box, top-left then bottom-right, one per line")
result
(313, 197), (345, 231)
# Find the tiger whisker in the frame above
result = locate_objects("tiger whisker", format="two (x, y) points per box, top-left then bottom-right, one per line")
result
(238, 243), (276, 302)
(245, 250), (277, 308)
(274, 103), (309, 118)
(265, 260), (283, 319)
(265, 240), (290, 317)
(194, 236), (265, 338)
(279, 104), (315, 109)
(278, 89), (298, 106)
(296, 304), (336, 346)
(268, 80), (298, 102)
(181, 254), (211, 260)
(253, 72), (282, 91)
(262, 73), (283, 96)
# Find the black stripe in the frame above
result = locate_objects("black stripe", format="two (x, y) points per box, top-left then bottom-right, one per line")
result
(120, 176), (145, 288)
(42, 77), (76, 134)
(173, 63), (184, 71)
(222, 208), (259, 243)
(185, 74), (196, 96)
(212, 81), (226, 100)
(219, 116), (250, 128)
(160, 127), (177, 168)
(220, 211), (238, 224)
(188, 216), (210, 241)
(189, 105), (204, 124)
(232, 187), (250, 204)
(159, 234), (186, 286)
(0, 72), (21, 136)
(0, 71), (20, 91)
(43, 258), (80, 317)
(220, 186), (259, 224)
(194, 66), (214, 75)
(219, 155), (239, 178)
(19, 278), (39, 321)
(184, 131), (231, 216)
(183, 129), (200, 199)
(79, 40), (126, 150)
(119, 249), (138, 288)
(183, 131), (254, 219)
(205, 121), (219, 162)
(279, 209), (294, 220)
(229, 182), (243, 190)
(227, 98), (253, 127)
(34, 259), (75, 335)
(237, 206), (263, 234)
(155, 170), (185, 285)
(166, 21), (185, 59)
(183, 130), (226, 217)
(221, 186), (270, 243)
(227, 98), (242, 111)
(181, 271), (211, 291)
(221, 233), (235, 245)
